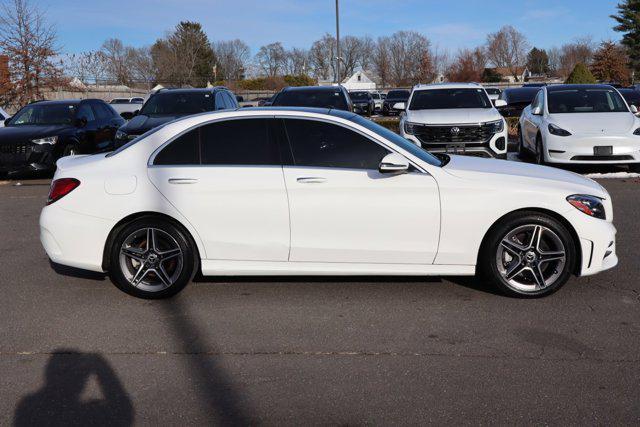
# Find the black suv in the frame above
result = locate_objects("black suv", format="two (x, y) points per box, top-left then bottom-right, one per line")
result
(382, 89), (410, 115)
(0, 99), (125, 175)
(115, 87), (239, 145)
(349, 91), (375, 116)
(497, 87), (541, 117)
(271, 86), (353, 111)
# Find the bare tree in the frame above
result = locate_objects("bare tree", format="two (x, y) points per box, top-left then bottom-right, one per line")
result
(446, 48), (486, 82)
(128, 47), (155, 88)
(558, 37), (595, 78)
(387, 31), (431, 86)
(213, 39), (250, 81)
(547, 46), (562, 75)
(486, 25), (529, 81)
(0, 0), (63, 105)
(372, 36), (391, 87)
(101, 38), (132, 85)
(284, 47), (309, 75)
(65, 51), (107, 84)
(309, 33), (336, 81)
(255, 42), (286, 77)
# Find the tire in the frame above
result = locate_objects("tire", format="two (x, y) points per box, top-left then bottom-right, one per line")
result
(535, 134), (546, 165)
(108, 216), (197, 299)
(478, 212), (576, 298)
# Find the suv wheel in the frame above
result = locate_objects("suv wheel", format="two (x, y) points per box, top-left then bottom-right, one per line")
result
(109, 217), (197, 299)
(479, 212), (576, 298)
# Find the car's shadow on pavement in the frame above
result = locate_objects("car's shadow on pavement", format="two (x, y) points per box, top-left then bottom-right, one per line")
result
(50, 261), (107, 281)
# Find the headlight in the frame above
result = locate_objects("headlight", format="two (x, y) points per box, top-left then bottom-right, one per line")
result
(404, 122), (420, 135)
(115, 130), (127, 140)
(567, 195), (606, 220)
(487, 119), (504, 133)
(548, 123), (572, 136)
(31, 136), (58, 145)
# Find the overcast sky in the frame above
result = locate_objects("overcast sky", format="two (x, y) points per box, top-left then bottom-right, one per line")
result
(45, 0), (621, 54)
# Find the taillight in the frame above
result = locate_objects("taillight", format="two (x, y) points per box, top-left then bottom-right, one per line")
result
(47, 178), (80, 205)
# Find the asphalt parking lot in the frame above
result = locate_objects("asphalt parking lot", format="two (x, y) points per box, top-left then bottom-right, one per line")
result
(1, 177), (639, 425)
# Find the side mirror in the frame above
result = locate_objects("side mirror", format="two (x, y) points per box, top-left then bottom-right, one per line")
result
(494, 99), (507, 108)
(393, 102), (406, 111)
(379, 153), (410, 174)
(75, 117), (87, 128)
(631, 105), (638, 114)
(532, 106), (543, 116)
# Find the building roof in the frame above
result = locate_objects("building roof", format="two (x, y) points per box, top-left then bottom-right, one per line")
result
(491, 67), (528, 77)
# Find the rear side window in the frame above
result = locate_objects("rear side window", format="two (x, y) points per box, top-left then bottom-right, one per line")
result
(201, 119), (279, 165)
(153, 128), (200, 165)
(93, 102), (115, 120)
(153, 118), (279, 166)
(283, 119), (389, 170)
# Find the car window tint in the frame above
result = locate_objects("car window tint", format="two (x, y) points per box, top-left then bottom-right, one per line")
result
(93, 102), (113, 121)
(154, 128), (200, 165)
(284, 119), (389, 169)
(201, 119), (279, 165)
(76, 104), (96, 123)
(215, 92), (227, 110)
(225, 92), (238, 109)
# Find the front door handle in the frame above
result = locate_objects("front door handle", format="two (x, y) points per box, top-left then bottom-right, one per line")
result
(297, 177), (327, 184)
(168, 178), (198, 185)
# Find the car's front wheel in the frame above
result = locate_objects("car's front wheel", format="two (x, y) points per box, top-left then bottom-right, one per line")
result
(108, 217), (197, 299)
(479, 212), (576, 298)
(535, 134), (546, 165)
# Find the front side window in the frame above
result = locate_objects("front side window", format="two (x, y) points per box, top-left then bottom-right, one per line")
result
(140, 92), (215, 116)
(284, 119), (389, 170)
(548, 88), (629, 114)
(409, 89), (491, 110)
(76, 104), (96, 123)
(10, 104), (77, 126)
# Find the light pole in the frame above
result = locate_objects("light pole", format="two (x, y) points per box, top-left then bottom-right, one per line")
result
(335, 0), (340, 84)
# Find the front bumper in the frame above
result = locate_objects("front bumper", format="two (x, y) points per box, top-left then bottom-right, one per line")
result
(544, 133), (640, 164)
(564, 208), (618, 276)
(0, 142), (56, 174)
(401, 125), (508, 159)
(353, 103), (372, 114)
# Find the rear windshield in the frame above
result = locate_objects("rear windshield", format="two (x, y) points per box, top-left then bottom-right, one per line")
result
(621, 90), (640, 105)
(386, 90), (410, 99)
(140, 92), (215, 116)
(350, 92), (371, 101)
(548, 88), (629, 114)
(410, 89), (491, 110)
(273, 90), (348, 110)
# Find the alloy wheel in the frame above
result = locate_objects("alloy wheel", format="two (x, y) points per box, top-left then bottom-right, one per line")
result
(118, 227), (184, 292)
(495, 224), (566, 293)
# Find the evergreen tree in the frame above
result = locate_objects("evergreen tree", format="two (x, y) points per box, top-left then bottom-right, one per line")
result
(526, 48), (550, 75)
(612, 0), (640, 72)
(565, 63), (597, 84)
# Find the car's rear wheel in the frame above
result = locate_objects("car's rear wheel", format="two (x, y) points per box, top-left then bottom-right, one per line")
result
(109, 217), (197, 299)
(479, 212), (576, 298)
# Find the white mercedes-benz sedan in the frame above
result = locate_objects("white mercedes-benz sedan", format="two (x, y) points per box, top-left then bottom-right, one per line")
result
(40, 107), (618, 299)
(519, 84), (640, 170)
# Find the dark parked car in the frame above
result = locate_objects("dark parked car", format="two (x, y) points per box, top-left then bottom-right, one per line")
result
(115, 87), (238, 145)
(0, 99), (125, 175)
(522, 83), (547, 88)
(270, 86), (352, 111)
(618, 88), (640, 112)
(497, 87), (541, 117)
(382, 89), (410, 115)
(349, 91), (375, 116)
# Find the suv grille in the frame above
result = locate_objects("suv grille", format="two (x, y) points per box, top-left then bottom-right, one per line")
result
(414, 123), (495, 144)
(0, 142), (31, 155)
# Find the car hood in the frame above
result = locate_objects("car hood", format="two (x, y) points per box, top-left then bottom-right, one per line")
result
(406, 108), (501, 125)
(442, 155), (606, 197)
(120, 114), (182, 135)
(549, 112), (637, 134)
(0, 124), (73, 143)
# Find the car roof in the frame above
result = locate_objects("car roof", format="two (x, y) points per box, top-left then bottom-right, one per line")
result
(281, 86), (344, 92)
(155, 87), (227, 94)
(546, 84), (617, 92)
(241, 106), (357, 119)
(28, 99), (83, 106)
(413, 82), (483, 91)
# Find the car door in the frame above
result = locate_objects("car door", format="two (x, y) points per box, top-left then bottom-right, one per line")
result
(147, 117), (290, 261)
(280, 117), (440, 265)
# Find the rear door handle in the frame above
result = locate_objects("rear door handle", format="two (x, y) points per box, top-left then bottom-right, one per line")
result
(297, 177), (327, 184)
(168, 178), (198, 185)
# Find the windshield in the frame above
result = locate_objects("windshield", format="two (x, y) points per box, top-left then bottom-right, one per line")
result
(386, 90), (410, 100)
(372, 93), (380, 99)
(273, 90), (348, 110)
(410, 89), (491, 110)
(110, 99), (130, 104)
(106, 124), (168, 157)
(548, 88), (629, 114)
(140, 92), (215, 116)
(350, 92), (370, 101)
(351, 115), (442, 167)
(9, 104), (77, 126)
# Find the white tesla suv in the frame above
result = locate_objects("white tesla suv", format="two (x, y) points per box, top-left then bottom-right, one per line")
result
(399, 83), (508, 159)
(519, 84), (640, 170)
(40, 108), (617, 299)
